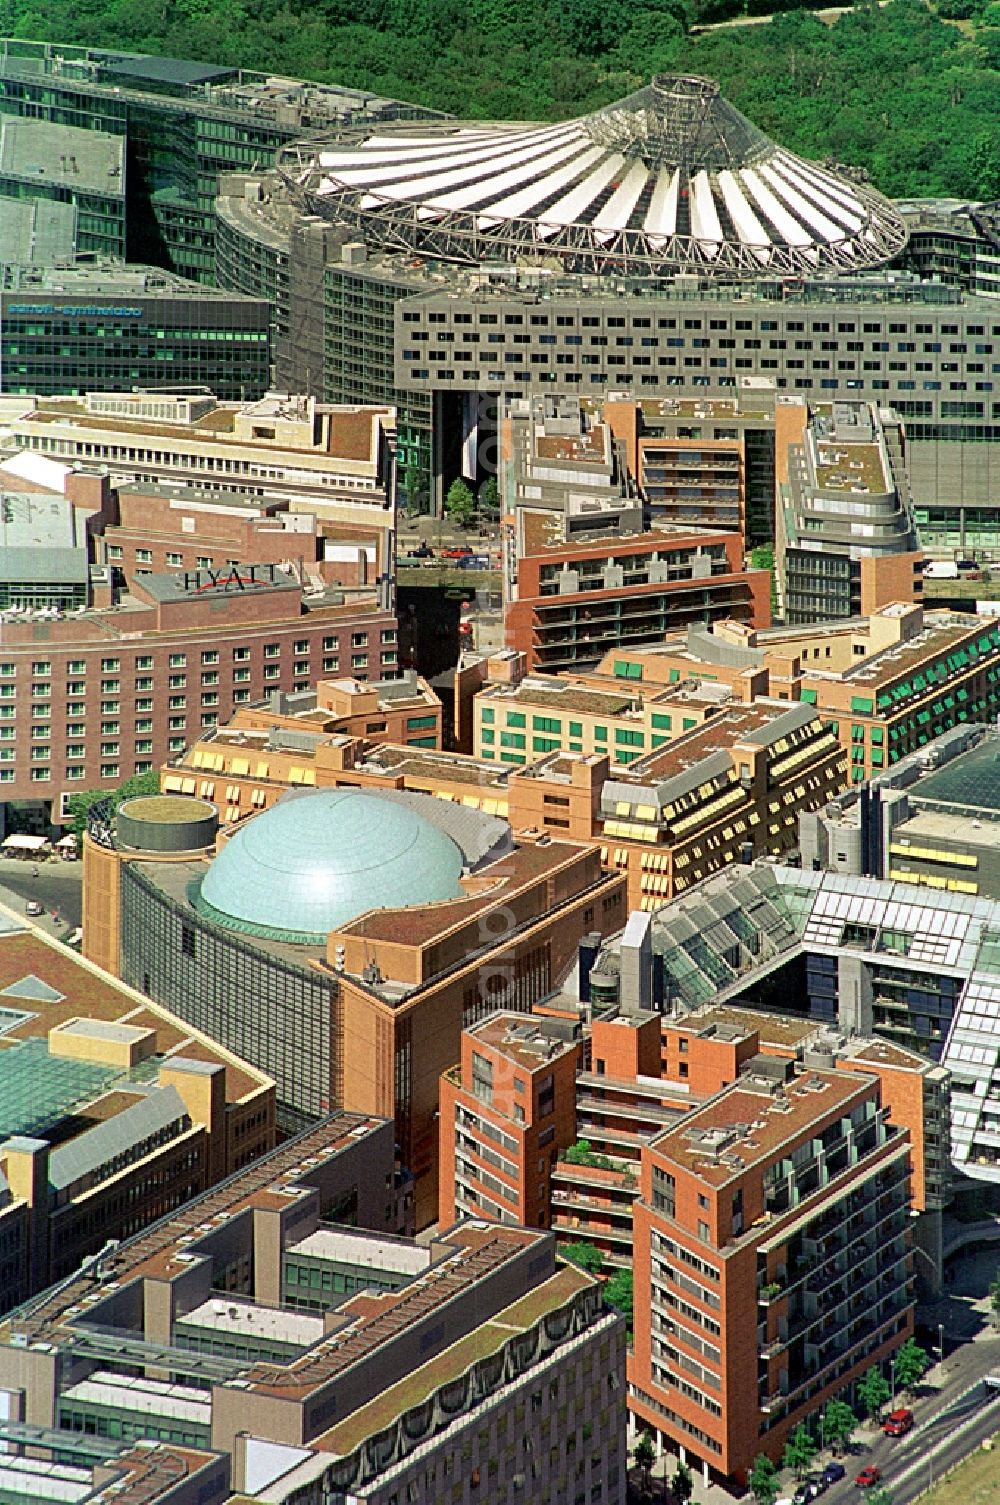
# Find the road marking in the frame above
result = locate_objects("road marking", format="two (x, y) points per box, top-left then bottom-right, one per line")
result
(889, 1393), (1000, 1493)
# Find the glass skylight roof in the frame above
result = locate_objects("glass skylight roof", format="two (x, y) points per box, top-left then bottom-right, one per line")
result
(0, 1037), (118, 1139)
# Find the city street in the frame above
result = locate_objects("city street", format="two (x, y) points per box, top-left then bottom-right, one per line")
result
(644, 1246), (1000, 1505)
(0, 855), (82, 934)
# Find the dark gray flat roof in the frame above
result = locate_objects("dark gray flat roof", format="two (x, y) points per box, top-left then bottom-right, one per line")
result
(102, 55), (236, 87)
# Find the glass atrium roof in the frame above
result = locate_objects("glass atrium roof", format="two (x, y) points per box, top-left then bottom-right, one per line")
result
(0, 1037), (118, 1139)
(599, 863), (1000, 1183)
(910, 736), (1000, 815)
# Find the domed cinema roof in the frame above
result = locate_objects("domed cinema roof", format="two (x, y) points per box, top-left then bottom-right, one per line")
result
(279, 75), (907, 280)
(197, 787), (466, 943)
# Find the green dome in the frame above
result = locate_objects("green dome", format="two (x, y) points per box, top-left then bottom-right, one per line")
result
(196, 788), (465, 943)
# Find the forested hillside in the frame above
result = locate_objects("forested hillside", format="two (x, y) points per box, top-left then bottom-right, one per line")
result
(5, 0), (1000, 199)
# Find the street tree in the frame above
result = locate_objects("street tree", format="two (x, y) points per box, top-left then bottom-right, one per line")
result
(748, 1453), (778, 1505)
(892, 1337), (930, 1393)
(478, 476), (499, 518)
(867, 1489), (893, 1505)
(821, 1398), (857, 1453)
(402, 463), (424, 517)
(633, 1432), (655, 1493)
(444, 478), (476, 528)
(782, 1423), (817, 1478)
(858, 1366), (891, 1422)
(672, 1459), (693, 1503)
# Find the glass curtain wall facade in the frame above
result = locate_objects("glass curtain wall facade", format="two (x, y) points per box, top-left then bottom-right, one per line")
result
(120, 864), (334, 1129)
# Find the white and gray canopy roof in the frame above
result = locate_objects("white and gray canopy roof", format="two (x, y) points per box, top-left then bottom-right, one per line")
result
(279, 75), (907, 280)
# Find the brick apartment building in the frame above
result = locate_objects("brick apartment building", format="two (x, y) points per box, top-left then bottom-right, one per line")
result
(505, 524), (770, 674)
(437, 987), (926, 1483)
(212, 670), (443, 753)
(631, 1061), (914, 1483)
(438, 987), (940, 1274)
(0, 562), (395, 823)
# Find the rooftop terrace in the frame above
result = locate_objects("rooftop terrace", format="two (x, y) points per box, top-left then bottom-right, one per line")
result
(652, 1069), (870, 1185)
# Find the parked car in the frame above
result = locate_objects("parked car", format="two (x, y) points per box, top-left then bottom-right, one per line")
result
(793, 1480), (820, 1504)
(821, 1463), (846, 1486)
(883, 1407), (914, 1438)
(25, 900), (43, 917)
(404, 542), (433, 558)
(855, 1466), (882, 1488)
(441, 545), (473, 559)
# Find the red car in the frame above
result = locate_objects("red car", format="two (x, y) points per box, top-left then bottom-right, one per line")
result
(855, 1466), (882, 1488)
(883, 1407), (913, 1437)
(441, 545), (473, 559)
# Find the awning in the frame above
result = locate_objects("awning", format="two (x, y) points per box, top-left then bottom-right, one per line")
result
(1, 834), (49, 852)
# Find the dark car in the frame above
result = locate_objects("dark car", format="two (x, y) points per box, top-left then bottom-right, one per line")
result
(821, 1463), (846, 1486)
(793, 1480), (822, 1504)
(406, 543), (434, 558)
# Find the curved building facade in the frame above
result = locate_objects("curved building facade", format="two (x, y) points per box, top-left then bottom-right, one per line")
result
(87, 787), (626, 1221)
(279, 75), (907, 281)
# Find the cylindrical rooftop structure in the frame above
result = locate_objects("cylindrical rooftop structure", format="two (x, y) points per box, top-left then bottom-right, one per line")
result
(116, 795), (219, 854)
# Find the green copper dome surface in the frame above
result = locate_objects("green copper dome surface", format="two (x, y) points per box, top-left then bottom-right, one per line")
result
(196, 788), (465, 943)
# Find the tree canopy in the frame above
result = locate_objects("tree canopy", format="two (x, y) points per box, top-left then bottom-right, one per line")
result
(858, 1365), (892, 1421)
(444, 479), (476, 528)
(892, 1337), (930, 1391)
(821, 1397), (857, 1452)
(749, 1454), (779, 1505)
(7, 0), (1000, 201)
(557, 1241), (604, 1274)
(782, 1423), (817, 1478)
